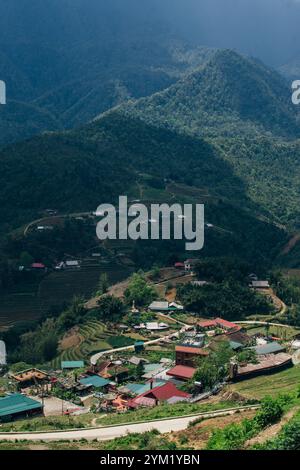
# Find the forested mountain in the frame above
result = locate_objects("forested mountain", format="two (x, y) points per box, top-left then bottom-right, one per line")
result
(121, 50), (300, 139)
(0, 111), (286, 267)
(0, 0), (215, 146)
(2, 0), (300, 146)
(1, 48), (299, 234)
(119, 50), (300, 226)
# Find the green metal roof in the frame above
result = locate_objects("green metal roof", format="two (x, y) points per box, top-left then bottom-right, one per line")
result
(79, 375), (110, 388)
(230, 341), (244, 351)
(61, 361), (84, 369)
(125, 381), (165, 395)
(0, 393), (42, 418)
(252, 342), (285, 355)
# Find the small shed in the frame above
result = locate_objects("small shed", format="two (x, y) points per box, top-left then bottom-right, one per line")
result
(134, 341), (144, 353)
(252, 342), (285, 355)
(148, 301), (169, 312)
(0, 340), (6, 365)
(61, 361), (84, 370)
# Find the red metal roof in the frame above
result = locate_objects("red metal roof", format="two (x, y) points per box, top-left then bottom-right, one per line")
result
(176, 345), (209, 355)
(31, 263), (46, 269)
(166, 365), (196, 380)
(215, 318), (241, 330)
(198, 320), (217, 328)
(198, 318), (241, 331)
(130, 382), (191, 406)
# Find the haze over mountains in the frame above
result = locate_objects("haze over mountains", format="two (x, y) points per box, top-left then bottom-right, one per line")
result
(0, 0), (215, 145)
(1, 0), (300, 145)
(0, 49), (299, 255)
(1, 1), (300, 266)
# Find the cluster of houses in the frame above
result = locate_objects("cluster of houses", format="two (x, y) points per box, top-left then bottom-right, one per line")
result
(0, 282), (298, 425)
(18, 259), (82, 273)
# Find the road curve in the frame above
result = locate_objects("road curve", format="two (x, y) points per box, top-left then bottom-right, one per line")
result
(235, 320), (293, 328)
(90, 326), (192, 365)
(90, 316), (192, 365)
(0, 405), (259, 442)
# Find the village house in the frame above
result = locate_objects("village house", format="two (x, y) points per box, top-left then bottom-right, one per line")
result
(198, 318), (241, 334)
(184, 259), (200, 273)
(61, 361), (84, 370)
(95, 361), (129, 383)
(148, 301), (170, 312)
(166, 364), (196, 382)
(0, 394), (44, 422)
(79, 375), (110, 392)
(10, 368), (50, 390)
(249, 280), (270, 289)
(191, 280), (209, 287)
(65, 260), (80, 270)
(229, 353), (293, 381)
(251, 341), (286, 355)
(148, 301), (183, 312)
(134, 322), (169, 331)
(174, 262), (185, 270)
(175, 345), (209, 368)
(31, 262), (46, 271)
(128, 382), (191, 408)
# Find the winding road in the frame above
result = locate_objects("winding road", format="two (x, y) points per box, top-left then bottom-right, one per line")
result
(0, 405), (259, 442)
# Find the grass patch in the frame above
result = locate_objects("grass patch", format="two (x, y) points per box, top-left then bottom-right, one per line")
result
(229, 365), (300, 400)
(0, 413), (98, 432)
(98, 400), (244, 427)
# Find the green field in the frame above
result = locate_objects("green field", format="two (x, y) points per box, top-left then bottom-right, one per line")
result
(245, 325), (300, 341)
(230, 365), (300, 399)
(98, 400), (243, 426)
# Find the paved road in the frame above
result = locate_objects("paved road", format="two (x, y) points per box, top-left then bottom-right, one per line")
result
(235, 320), (294, 328)
(90, 312), (192, 365)
(90, 323), (192, 365)
(0, 405), (259, 442)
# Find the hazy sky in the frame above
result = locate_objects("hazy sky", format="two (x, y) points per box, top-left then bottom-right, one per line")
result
(1, 0), (300, 66)
(158, 0), (300, 65)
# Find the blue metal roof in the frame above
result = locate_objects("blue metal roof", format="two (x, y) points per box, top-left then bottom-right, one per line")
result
(143, 363), (161, 373)
(79, 375), (110, 388)
(0, 393), (42, 418)
(126, 381), (165, 395)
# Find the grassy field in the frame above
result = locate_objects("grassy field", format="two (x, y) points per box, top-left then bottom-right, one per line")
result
(244, 324), (300, 340)
(0, 412), (98, 433)
(229, 365), (300, 400)
(98, 400), (243, 426)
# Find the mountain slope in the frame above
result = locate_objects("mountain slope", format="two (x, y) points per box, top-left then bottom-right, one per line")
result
(121, 50), (300, 139)
(0, 111), (286, 268)
(118, 50), (300, 226)
(0, 0), (216, 145)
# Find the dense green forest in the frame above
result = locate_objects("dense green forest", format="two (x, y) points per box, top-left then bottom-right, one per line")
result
(121, 50), (300, 227)
(0, 0), (217, 146)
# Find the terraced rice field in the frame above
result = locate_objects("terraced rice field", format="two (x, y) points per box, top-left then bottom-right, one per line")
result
(0, 293), (43, 331)
(0, 262), (132, 330)
(50, 320), (135, 368)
